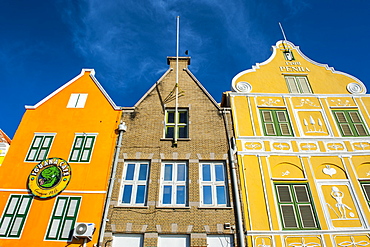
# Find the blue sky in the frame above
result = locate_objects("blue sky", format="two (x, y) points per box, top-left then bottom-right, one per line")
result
(1, 0), (369, 138)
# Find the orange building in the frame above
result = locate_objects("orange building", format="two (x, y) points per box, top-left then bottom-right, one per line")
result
(0, 69), (122, 246)
(0, 129), (11, 166)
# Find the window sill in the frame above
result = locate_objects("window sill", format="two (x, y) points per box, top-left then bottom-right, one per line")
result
(198, 206), (233, 209)
(114, 205), (149, 209)
(160, 138), (191, 141)
(156, 206), (191, 209)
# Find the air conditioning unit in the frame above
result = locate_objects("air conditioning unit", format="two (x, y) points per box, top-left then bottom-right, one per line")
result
(73, 222), (95, 239)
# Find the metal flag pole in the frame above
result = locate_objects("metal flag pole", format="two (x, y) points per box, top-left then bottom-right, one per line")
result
(174, 16), (180, 146)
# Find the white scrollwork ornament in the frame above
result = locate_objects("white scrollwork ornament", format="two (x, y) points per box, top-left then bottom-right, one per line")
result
(347, 82), (364, 94)
(235, 81), (252, 93)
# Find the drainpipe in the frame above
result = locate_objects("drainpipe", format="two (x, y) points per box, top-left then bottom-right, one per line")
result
(222, 110), (245, 247)
(98, 121), (127, 246)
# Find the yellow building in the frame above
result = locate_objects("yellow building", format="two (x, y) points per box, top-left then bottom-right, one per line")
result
(0, 69), (122, 246)
(225, 40), (370, 246)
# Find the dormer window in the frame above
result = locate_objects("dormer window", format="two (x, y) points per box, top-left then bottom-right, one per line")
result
(164, 109), (188, 139)
(67, 93), (88, 108)
(285, 76), (312, 94)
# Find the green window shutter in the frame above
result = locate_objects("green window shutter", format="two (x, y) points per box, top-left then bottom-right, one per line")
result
(26, 135), (54, 161)
(261, 110), (293, 136)
(333, 110), (368, 137)
(361, 184), (370, 206)
(0, 195), (32, 238)
(69, 136), (96, 162)
(294, 185), (310, 203)
(262, 111), (276, 136)
(277, 185), (292, 202)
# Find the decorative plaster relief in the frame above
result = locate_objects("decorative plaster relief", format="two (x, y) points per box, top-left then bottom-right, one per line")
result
(352, 142), (370, 151)
(327, 97), (355, 107)
(326, 142), (346, 151)
(294, 98), (319, 108)
(285, 236), (322, 247)
(347, 82), (365, 94)
(298, 142), (318, 152)
(272, 142), (291, 151)
(322, 165), (337, 178)
(254, 237), (272, 247)
(235, 81), (252, 92)
(298, 111), (329, 136)
(257, 96), (284, 107)
(334, 235), (370, 247)
(243, 141), (264, 151)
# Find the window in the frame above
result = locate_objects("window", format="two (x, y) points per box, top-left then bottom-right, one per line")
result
(275, 184), (319, 230)
(164, 109), (188, 139)
(361, 183), (370, 207)
(333, 110), (368, 137)
(120, 162), (149, 206)
(69, 134), (97, 162)
(113, 234), (143, 247)
(285, 76), (312, 93)
(159, 162), (187, 206)
(0, 195), (32, 238)
(45, 196), (81, 240)
(260, 109), (293, 136)
(284, 51), (294, 61)
(158, 235), (189, 247)
(25, 134), (55, 162)
(200, 163), (228, 207)
(67, 93), (88, 108)
(207, 235), (234, 247)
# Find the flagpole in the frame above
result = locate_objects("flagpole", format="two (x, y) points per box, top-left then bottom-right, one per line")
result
(174, 16), (180, 146)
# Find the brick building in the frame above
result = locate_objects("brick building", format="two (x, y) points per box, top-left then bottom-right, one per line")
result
(101, 57), (241, 247)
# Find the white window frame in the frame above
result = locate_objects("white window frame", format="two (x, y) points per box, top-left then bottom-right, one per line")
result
(164, 109), (189, 139)
(200, 162), (229, 207)
(207, 235), (234, 247)
(158, 235), (190, 247)
(285, 76), (312, 94)
(45, 196), (81, 241)
(0, 194), (33, 239)
(25, 133), (56, 162)
(112, 234), (144, 247)
(68, 133), (97, 163)
(159, 162), (188, 207)
(66, 93), (88, 108)
(119, 161), (150, 206)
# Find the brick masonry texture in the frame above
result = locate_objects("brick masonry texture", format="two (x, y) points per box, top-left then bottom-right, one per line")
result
(103, 57), (238, 246)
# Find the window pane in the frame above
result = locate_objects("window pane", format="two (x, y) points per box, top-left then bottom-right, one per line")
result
(33, 137), (43, 147)
(0, 217), (11, 235)
(9, 217), (23, 236)
(203, 186), (212, 204)
(362, 184), (370, 201)
(176, 186), (185, 205)
(349, 111), (361, 123)
(179, 111), (187, 123)
(81, 150), (90, 161)
(294, 186), (310, 203)
(216, 186), (226, 205)
(177, 164), (186, 181)
(335, 112), (347, 123)
(165, 127), (174, 138)
(67, 200), (78, 217)
(122, 185), (133, 203)
(354, 124), (367, 136)
(286, 77), (299, 93)
(126, 164), (135, 180)
(27, 150), (37, 160)
(280, 123), (291, 136)
(85, 137), (94, 148)
(178, 126), (188, 138)
(277, 111), (287, 122)
(18, 197), (31, 214)
(74, 137), (84, 148)
(138, 164), (148, 180)
(262, 111), (273, 122)
(47, 219), (61, 238)
(37, 149), (47, 161)
(215, 165), (225, 181)
(61, 219), (73, 239)
(202, 164), (211, 181)
(341, 124), (353, 136)
(55, 199), (66, 217)
(71, 150), (80, 161)
(297, 77), (312, 93)
(265, 123), (276, 135)
(135, 185), (146, 204)
(163, 186), (172, 204)
(164, 164), (173, 181)
(42, 137), (52, 147)
(7, 197), (19, 214)
(167, 112), (175, 123)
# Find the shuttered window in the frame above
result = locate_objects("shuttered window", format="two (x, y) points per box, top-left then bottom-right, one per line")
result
(275, 184), (319, 230)
(361, 183), (370, 207)
(45, 196), (81, 240)
(25, 134), (55, 162)
(285, 76), (312, 94)
(0, 195), (33, 238)
(333, 110), (368, 137)
(69, 134), (97, 162)
(260, 110), (293, 136)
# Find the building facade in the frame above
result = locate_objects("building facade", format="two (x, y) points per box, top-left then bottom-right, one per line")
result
(225, 40), (370, 246)
(102, 57), (240, 247)
(0, 69), (121, 246)
(0, 129), (11, 166)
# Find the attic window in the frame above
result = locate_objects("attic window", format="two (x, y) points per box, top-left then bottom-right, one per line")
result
(67, 94), (88, 108)
(284, 51), (294, 61)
